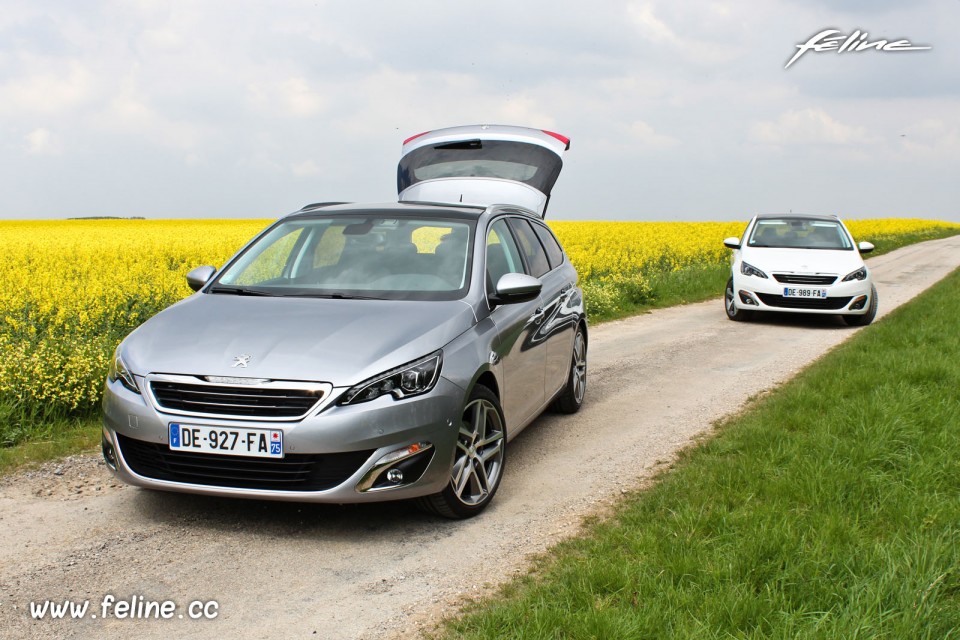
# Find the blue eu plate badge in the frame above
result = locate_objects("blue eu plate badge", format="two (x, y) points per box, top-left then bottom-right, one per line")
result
(270, 430), (282, 456)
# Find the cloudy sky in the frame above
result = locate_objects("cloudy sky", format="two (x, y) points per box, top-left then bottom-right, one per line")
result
(2, 0), (956, 221)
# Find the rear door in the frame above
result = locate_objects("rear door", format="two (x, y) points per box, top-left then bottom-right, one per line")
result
(398, 125), (570, 217)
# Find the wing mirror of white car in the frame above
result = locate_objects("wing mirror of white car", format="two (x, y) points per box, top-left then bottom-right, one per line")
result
(858, 241), (875, 254)
(490, 273), (542, 306)
(186, 265), (217, 292)
(723, 236), (741, 250)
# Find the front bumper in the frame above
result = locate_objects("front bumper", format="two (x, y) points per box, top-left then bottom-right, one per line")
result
(101, 376), (462, 503)
(733, 274), (873, 315)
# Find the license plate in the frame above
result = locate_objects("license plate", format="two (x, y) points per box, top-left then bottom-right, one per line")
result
(783, 287), (828, 299)
(169, 423), (283, 458)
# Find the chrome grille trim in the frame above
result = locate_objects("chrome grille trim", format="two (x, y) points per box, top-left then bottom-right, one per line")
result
(145, 374), (334, 421)
(772, 273), (838, 285)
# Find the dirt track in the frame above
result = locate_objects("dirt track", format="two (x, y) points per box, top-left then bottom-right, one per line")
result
(2, 235), (959, 640)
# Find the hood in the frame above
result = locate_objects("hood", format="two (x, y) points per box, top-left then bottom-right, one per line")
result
(397, 124), (569, 217)
(742, 246), (865, 276)
(122, 293), (475, 386)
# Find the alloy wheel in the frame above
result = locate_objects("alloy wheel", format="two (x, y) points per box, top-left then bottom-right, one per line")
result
(451, 398), (505, 506)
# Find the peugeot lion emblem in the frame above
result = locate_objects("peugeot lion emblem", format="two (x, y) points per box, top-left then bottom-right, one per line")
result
(231, 354), (252, 368)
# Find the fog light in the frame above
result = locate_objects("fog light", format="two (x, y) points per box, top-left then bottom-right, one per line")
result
(849, 295), (868, 310)
(356, 441), (435, 492)
(101, 435), (118, 471)
(739, 291), (759, 306)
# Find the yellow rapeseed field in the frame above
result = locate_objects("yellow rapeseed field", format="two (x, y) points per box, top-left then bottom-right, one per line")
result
(1, 216), (957, 431)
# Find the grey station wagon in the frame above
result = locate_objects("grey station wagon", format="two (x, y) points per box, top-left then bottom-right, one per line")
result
(102, 125), (587, 518)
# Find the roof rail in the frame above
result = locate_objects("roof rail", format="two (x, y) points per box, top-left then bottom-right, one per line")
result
(299, 201), (351, 211)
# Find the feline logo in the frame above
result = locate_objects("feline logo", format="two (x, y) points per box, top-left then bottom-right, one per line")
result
(786, 29), (931, 69)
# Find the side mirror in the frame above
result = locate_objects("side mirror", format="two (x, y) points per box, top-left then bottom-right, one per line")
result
(490, 273), (542, 306)
(723, 236), (741, 250)
(858, 241), (875, 254)
(186, 265), (217, 292)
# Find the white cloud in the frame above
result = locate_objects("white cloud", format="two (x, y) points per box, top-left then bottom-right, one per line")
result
(749, 108), (878, 146)
(0, 59), (94, 116)
(246, 77), (329, 118)
(24, 128), (61, 155)
(899, 118), (960, 156)
(628, 120), (680, 149)
(290, 160), (324, 177)
(99, 94), (208, 152)
(626, 2), (743, 65)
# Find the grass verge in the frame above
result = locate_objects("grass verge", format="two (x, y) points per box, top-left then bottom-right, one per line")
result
(442, 267), (960, 638)
(0, 417), (100, 475)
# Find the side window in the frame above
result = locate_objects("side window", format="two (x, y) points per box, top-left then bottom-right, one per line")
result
(507, 218), (550, 278)
(530, 222), (564, 269)
(226, 227), (305, 285)
(486, 219), (524, 289)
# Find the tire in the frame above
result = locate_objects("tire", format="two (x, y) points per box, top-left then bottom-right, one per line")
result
(725, 277), (752, 322)
(843, 285), (878, 326)
(417, 385), (506, 519)
(551, 325), (587, 414)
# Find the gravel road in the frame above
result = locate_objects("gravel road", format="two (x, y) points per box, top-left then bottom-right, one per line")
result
(2, 235), (959, 640)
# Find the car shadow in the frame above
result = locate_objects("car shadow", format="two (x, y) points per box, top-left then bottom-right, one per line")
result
(131, 487), (463, 540)
(743, 312), (851, 330)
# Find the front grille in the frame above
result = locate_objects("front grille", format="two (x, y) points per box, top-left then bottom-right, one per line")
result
(150, 381), (323, 419)
(117, 434), (373, 492)
(773, 274), (837, 285)
(757, 293), (852, 310)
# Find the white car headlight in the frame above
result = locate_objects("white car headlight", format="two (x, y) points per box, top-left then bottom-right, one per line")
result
(740, 261), (768, 279)
(340, 351), (442, 405)
(842, 266), (868, 282)
(107, 347), (140, 394)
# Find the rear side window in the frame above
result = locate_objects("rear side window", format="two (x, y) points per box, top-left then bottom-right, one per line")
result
(507, 218), (551, 278)
(531, 222), (564, 269)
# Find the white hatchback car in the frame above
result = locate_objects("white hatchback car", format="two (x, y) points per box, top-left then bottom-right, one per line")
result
(723, 214), (878, 325)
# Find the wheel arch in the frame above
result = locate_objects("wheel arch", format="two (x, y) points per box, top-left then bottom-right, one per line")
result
(467, 369), (502, 400)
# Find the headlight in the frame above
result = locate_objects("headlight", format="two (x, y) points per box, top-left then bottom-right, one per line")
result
(740, 261), (768, 279)
(107, 347), (140, 394)
(842, 266), (868, 282)
(340, 351), (442, 405)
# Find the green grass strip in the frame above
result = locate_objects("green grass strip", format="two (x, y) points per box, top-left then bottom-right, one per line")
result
(444, 268), (960, 639)
(0, 417), (101, 475)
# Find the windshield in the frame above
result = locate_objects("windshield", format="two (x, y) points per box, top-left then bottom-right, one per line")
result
(213, 216), (474, 301)
(747, 218), (853, 250)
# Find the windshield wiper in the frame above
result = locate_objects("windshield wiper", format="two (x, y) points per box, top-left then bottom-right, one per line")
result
(207, 286), (279, 297)
(301, 292), (385, 300)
